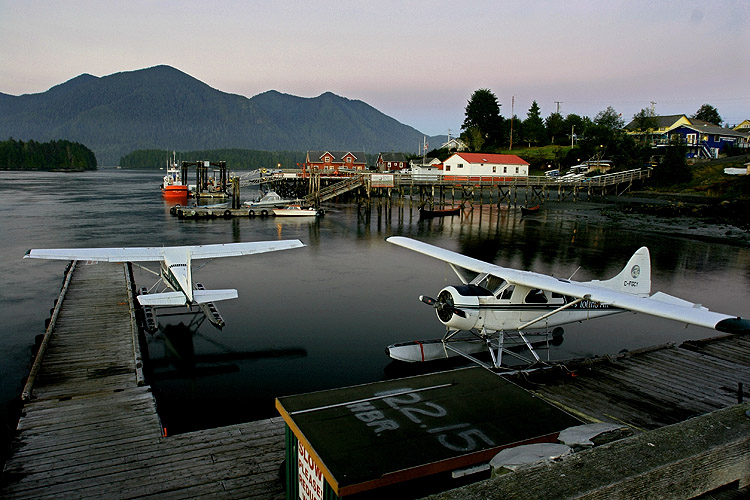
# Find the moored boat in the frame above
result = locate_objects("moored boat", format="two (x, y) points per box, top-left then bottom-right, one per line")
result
(161, 152), (188, 199)
(272, 204), (323, 217)
(521, 204), (540, 216)
(243, 190), (295, 209)
(419, 205), (462, 219)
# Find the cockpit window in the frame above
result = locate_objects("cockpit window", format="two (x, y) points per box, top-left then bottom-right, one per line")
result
(498, 284), (515, 300)
(525, 289), (548, 304)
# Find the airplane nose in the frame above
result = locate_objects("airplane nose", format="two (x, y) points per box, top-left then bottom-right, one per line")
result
(436, 289), (456, 322)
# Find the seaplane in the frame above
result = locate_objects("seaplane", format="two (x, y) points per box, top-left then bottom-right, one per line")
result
(24, 240), (304, 328)
(386, 236), (750, 369)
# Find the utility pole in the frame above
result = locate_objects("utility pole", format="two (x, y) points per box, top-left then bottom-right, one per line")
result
(509, 95), (514, 150)
(650, 101), (657, 115)
(555, 101), (562, 114)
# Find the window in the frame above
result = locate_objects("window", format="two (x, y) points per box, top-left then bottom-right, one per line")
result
(445, 165), (451, 172)
(324, 156), (331, 163)
(503, 166), (507, 174)
(525, 289), (548, 304)
(493, 166), (497, 173)
(457, 163), (464, 168)
(499, 285), (515, 300)
(515, 167), (519, 174)
(347, 157), (352, 163)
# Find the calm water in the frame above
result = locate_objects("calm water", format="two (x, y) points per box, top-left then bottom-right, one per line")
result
(2, 169), (750, 435)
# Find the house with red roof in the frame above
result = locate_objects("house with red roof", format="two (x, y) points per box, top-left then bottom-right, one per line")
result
(442, 153), (529, 181)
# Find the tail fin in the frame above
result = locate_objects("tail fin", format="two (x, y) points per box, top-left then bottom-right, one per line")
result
(585, 247), (651, 297)
(193, 289), (238, 304)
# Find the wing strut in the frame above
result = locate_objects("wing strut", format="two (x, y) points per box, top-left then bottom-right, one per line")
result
(517, 296), (589, 331)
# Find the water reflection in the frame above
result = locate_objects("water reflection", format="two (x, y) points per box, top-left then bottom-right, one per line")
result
(2, 170), (749, 435)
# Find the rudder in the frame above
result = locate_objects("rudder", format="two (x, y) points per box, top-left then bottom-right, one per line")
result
(585, 247), (651, 296)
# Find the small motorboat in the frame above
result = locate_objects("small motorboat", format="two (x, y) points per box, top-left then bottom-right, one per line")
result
(272, 204), (323, 217)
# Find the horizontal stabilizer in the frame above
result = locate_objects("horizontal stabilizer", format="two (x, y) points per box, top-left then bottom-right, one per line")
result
(193, 289), (238, 304)
(137, 292), (186, 306)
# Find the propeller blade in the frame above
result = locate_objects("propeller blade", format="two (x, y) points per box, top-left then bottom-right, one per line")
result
(452, 308), (467, 318)
(420, 295), (437, 306)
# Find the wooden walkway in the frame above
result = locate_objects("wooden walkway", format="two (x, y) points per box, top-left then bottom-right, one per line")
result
(2, 261), (749, 499)
(1, 262), (286, 499)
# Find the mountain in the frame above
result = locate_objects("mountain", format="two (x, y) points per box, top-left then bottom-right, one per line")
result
(0, 65), (441, 165)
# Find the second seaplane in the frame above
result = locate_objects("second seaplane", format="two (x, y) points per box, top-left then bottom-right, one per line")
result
(386, 236), (749, 369)
(24, 239), (304, 329)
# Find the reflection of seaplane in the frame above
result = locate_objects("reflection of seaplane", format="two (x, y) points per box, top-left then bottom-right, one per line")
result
(24, 240), (304, 329)
(386, 236), (750, 369)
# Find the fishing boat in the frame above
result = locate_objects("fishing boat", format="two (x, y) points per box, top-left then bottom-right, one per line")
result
(419, 205), (462, 219)
(161, 152), (188, 199)
(272, 204), (323, 217)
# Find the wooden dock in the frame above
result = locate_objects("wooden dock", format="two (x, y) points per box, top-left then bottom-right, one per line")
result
(1, 262), (286, 499)
(2, 261), (749, 499)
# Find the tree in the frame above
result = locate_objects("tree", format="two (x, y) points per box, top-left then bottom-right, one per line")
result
(651, 138), (691, 186)
(631, 107), (659, 144)
(545, 112), (566, 144)
(462, 89), (504, 148)
(522, 101), (546, 147)
(692, 104), (722, 125)
(593, 106), (625, 131)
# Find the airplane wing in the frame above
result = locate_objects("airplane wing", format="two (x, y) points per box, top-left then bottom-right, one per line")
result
(387, 236), (750, 333)
(24, 240), (305, 263)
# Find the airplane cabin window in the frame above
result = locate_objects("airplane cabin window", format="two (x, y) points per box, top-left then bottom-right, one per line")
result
(499, 285), (515, 300)
(525, 289), (548, 304)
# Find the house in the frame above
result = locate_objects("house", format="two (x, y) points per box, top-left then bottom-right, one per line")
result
(304, 150), (367, 175)
(733, 120), (750, 132)
(376, 152), (408, 172)
(440, 137), (468, 151)
(410, 157), (443, 180)
(625, 115), (749, 158)
(667, 120), (748, 158)
(441, 153), (529, 181)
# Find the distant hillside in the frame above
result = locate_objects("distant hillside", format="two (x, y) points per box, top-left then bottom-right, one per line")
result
(0, 65), (441, 165)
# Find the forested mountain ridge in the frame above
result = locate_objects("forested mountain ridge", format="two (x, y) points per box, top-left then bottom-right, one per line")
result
(0, 65), (436, 165)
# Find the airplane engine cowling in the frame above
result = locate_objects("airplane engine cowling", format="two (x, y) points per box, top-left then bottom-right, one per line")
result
(435, 286), (482, 331)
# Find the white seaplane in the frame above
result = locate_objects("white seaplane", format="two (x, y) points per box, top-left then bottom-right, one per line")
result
(24, 240), (304, 327)
(386, 236), (749, 369)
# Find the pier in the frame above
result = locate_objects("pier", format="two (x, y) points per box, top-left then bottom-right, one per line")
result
(2, 260), (748, 499)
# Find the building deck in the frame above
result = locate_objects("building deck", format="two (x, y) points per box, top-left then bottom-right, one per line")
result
(2, 261), (748, 499)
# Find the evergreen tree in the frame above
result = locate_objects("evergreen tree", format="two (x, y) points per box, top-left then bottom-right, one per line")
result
(522, 101), (546, 147)
(545, 112), (566, 144)
(462, 89), (504, 148)
(692, 104), (722, 125)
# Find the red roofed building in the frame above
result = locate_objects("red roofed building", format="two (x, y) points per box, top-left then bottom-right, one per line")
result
(442, 153), (529, 181)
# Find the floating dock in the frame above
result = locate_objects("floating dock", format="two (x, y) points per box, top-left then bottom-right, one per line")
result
(1, 261), (748, 499)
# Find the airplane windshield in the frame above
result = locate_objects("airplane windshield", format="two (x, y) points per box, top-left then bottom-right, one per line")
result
(525, 289), (548, 304)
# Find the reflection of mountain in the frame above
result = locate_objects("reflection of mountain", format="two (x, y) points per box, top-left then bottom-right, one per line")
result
(150, 322), (306, 380)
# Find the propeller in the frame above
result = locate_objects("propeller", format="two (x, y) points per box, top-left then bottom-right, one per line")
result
(419, 292), (466, 319)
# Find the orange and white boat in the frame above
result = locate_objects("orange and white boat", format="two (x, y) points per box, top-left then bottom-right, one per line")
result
(161, 153), (189, 199)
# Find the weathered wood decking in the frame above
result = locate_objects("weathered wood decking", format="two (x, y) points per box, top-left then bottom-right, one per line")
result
(2, 261), (749, 499)
(1, 262), (286, 499)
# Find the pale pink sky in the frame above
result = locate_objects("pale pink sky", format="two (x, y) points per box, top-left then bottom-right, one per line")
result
(1, 0), (748, 134)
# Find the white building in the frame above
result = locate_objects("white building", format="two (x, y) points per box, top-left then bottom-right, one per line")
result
(442, 153), (529, 180)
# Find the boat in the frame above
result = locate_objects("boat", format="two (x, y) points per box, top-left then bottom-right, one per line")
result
(521, 204), (540, 216)
(272, 204), (323, 217)
(161, 152), (188, 199)
(419, 205), (462, 219)
(243, 191), (296, 210)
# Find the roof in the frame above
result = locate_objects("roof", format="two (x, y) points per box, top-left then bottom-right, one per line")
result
(448, 152), (529, 166)
(625, 114), (688, 131)
(306, 151), (366, 164)
(378, 152), (407, 162)
(671, 120), (748, 138)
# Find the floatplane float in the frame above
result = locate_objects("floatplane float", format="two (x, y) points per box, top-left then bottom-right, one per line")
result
(24, 240), (304, 330)
(386, 236), (750, 369)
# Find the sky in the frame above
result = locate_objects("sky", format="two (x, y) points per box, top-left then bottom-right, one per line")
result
(1, 0), (749, 135)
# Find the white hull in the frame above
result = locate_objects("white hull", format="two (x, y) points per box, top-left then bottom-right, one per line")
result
(386, 339), (487, 363)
